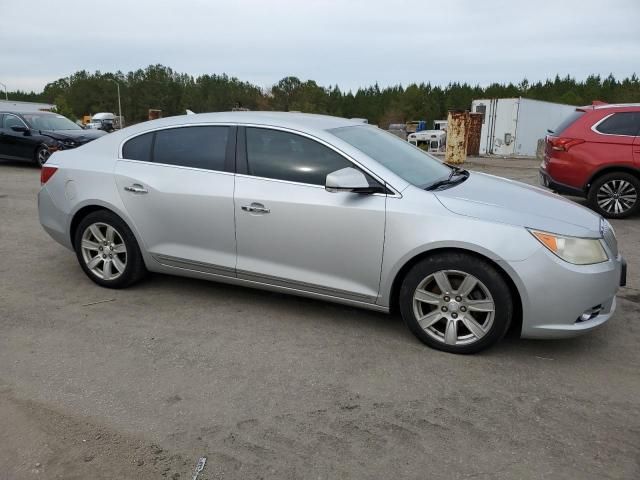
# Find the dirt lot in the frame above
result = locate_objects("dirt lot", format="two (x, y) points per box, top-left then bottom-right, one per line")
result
(1, 157), (639, 479)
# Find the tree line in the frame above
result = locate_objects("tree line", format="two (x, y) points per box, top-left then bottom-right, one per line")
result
(7, 65), (640, 127)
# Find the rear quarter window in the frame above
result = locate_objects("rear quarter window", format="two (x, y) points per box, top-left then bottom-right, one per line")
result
(122, 132), (153, 162)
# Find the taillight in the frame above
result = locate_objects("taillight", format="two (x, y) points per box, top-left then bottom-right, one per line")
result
(40, 166), (58, 185)
(548, 136), (585, 152)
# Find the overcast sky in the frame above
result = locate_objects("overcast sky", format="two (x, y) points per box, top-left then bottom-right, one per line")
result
(1, 0), (638, 93)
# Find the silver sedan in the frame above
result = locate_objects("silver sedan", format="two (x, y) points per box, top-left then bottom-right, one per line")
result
(38, 112), (626, 353)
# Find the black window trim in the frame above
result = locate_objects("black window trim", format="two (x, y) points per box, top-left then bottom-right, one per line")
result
(119, 123), (237, 174)
(235, 124), (396, 196)
(591, 112), (640, 138)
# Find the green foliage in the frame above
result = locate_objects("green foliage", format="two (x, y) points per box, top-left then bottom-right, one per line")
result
(53, 95), (76, 121)
(7, 66), (640, 126)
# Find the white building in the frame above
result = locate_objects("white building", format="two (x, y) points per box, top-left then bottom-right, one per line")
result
(0, 99), (55, 113)
(471, 97), (576, 156)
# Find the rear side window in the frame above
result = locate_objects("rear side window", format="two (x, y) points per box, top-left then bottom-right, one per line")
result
(2, 114), (26, 129)
(245, 128), (352, 185)
(594, 112), (640, 136)
(155, 126), (229, 170)
(122, 132), (153, 162)
(122, 126), (229, 171)
(551, 110), (584, 135)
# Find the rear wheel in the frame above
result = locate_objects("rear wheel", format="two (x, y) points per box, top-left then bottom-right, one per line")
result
(74, 210), (147, 288)
(399, 253), (513, 354)
(588, 172), (639, 219)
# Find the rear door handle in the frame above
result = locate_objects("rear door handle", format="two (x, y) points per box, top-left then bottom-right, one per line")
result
(124, 184), (148, 194)
(241, 202), (270, 214)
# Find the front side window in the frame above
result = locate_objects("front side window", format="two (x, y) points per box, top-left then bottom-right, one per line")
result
(330, 125), (451, 188)
(245, 128), (352, 185)
(121, 126), (229, 171)
(594, 112), (640, 136)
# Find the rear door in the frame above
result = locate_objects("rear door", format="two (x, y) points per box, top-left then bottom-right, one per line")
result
(115, 125), (237, 276)
(0, 113), (32, 160)
(234, 126), (386, 303)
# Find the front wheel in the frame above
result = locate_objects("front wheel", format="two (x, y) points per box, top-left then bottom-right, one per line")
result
(588, 172), (639, 219)
(74, 210), (147, 288)
(399, 253), (513, 354)
(34, 145), (50, 166)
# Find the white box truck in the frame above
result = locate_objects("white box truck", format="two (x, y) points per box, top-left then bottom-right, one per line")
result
(471, 97), (576, 156)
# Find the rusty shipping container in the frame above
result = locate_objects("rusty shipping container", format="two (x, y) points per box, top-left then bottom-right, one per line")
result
(466, 112), (483, 156)
(445, 110), (469, 164)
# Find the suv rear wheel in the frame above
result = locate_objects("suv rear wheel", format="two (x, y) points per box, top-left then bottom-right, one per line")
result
(588, 172), (639, 218)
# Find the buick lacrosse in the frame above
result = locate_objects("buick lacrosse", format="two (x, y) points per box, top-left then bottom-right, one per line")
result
(38, 112), (626, 353)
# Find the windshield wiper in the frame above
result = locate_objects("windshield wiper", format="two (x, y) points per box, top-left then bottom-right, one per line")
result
(425, 166), (469, 191)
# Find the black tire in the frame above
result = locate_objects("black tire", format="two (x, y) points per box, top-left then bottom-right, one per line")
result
(74, 210), (147, 288)
(399, 252), (513, 354)
(34, 145), (50, 166)
(588, 172), (640, 219)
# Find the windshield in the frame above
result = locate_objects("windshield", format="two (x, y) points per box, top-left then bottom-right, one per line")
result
(329, 125), (452, 188)
(23, 113), (81, 131)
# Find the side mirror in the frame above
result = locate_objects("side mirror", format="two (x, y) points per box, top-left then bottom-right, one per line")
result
(325, 167), (384, 194)
(11, 125), (29, 134)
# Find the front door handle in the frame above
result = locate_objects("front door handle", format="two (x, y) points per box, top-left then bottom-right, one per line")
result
(241, 202), (270, 214)
(124, 184), (148, 194)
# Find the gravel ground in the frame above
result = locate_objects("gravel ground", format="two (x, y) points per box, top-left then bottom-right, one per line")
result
(1, 157), (639, 479)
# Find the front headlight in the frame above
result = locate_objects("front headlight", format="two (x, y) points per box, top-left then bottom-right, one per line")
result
(529, 229), (608, 265)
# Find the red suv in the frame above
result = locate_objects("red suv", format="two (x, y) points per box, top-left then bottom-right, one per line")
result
(540, 102), (640, 218)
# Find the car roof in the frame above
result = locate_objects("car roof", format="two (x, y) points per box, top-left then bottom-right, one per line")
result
(578, 103), (640, 112)
(122, 111), (360, 135)
(0, 111), (57, 116)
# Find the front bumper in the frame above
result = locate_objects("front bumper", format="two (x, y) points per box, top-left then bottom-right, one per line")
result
(507, 246), (625, 339)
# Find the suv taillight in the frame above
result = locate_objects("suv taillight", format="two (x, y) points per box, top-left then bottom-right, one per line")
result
(547, 136), (585, 152)
(40, 166), (58, 185)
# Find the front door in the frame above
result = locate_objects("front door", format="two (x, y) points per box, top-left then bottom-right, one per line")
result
(115, 125), (237, 276)
(234, 127), (386, 303)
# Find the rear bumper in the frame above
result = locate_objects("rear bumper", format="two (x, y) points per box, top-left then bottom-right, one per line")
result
(508, 247), (623, 339)
(539, 168), (585, 197)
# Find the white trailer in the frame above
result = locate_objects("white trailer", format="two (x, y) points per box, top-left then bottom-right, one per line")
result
(471, 97), (576, 156)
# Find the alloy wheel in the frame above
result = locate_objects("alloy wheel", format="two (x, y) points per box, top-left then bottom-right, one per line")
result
(80, 222), (128, 281)
(596, 179), (637, 215)
(37, 147), (51, 166)
(412, 270), (495, 346)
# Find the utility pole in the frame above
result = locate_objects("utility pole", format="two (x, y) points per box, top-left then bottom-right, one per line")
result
(0, 81), (7, 100)
(108, 79), (123, 129)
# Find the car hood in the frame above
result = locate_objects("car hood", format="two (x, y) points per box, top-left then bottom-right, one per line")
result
(40, 129), (107, 143)
(433, 172), (602, 237)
